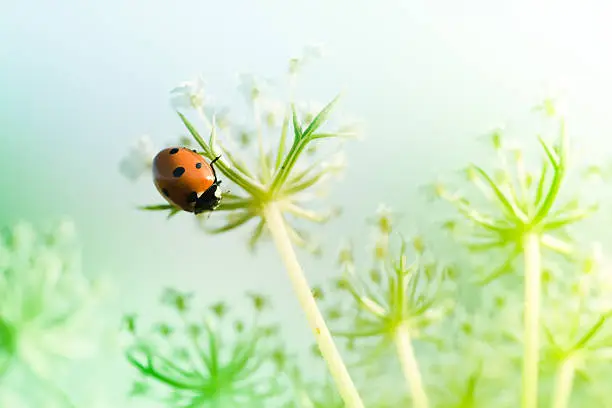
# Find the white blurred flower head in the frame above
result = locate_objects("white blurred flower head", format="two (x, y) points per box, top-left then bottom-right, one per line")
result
(501, 138), (523, 153)
(537, 78), (569, 116)
(237, 73), (272, 102)
(259, 96), (286, 127)
(119, 135), (156, 182)
(375, 203), (393, 220)
(297, 101), (325, 123)
(289, 43), (327, 74)
(170, 74), (207, 110)
(579, 242), (612, 313)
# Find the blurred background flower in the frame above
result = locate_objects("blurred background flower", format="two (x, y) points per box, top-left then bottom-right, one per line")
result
(123, 289), (293, 407)
(0, 220), (111, 407)
(425, 282), (523, 408)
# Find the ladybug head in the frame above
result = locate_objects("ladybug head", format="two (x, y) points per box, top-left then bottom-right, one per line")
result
(194, 182), (223, 214)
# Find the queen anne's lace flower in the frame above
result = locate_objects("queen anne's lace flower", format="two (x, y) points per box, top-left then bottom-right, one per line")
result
(0, 220), (109, 407)
(124, 47), (366, 407)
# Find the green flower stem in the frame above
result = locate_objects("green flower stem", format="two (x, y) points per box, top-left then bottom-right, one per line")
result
(262, 202), (364, 408)
(394, 322), (429, 408)
(522, 232), (542, 408)
(551, 355), (576, 408)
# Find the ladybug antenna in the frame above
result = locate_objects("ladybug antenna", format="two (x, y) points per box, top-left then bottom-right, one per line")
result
(209, 155), (222, 183)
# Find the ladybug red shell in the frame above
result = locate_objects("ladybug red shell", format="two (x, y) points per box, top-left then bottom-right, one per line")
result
(152, 147), (223, 214)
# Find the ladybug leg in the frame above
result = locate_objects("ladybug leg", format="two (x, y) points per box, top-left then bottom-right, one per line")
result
(195, 210), (213, 221)
(209, 155), (222, 183)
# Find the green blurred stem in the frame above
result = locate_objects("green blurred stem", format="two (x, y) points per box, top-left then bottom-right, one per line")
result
(262, 203), (365, 408)
(552, 355), (576, 408)
(297, 391), (316, 408)
(394, 322), (429, 408)
(522, 232), (542, 408)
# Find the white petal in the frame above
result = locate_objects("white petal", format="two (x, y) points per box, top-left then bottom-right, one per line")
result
(118, 135), (155, 182)
(169, 93), (193, 110)
(169, 75), (206, 110)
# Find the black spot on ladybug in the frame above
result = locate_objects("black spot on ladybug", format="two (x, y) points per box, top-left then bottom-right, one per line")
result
(173, 167), (185, 177)
(186, 191), (198, 203)
(169, 148), (179, 154)
(196, 162), (202, 169)
(192, 149), (197, 153)
(162, 188), (170, 197)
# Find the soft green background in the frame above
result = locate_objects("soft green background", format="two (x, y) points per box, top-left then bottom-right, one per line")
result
(2, 0), (612, 405)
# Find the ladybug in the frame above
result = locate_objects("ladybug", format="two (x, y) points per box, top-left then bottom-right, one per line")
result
(152, 147), (223, 214)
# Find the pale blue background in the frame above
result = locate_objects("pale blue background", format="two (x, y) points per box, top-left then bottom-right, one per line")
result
(2, 0), (612, 405)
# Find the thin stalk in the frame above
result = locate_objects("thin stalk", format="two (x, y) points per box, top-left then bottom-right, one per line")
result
(262, 202), (364, 408)
(551, 355), (576, 408)
(394, 322), (429, 408)
(177, 313), (210, 378)
(196, 106), (214, 132)
(522, 232), (542, 408)
(253, 100), (271, 182)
